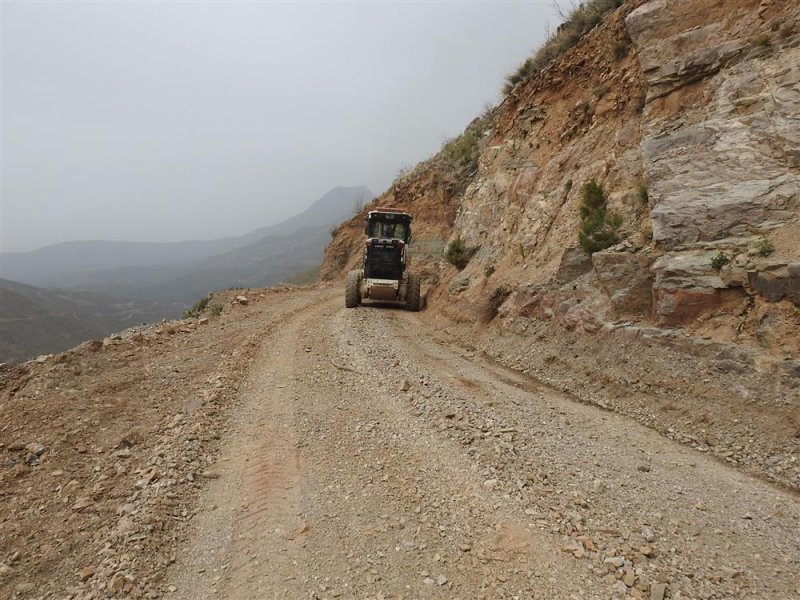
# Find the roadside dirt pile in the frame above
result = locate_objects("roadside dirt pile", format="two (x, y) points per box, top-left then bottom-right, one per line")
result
(322, 0), (800, 382)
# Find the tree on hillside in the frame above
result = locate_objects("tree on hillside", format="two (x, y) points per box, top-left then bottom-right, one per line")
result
(578, 179), (622, 254)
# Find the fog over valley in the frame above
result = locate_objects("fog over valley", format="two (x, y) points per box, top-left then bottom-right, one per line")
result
(3, 1), (563, 252)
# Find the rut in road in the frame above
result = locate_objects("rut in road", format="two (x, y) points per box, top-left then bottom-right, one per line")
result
(167, 292), (800, 600)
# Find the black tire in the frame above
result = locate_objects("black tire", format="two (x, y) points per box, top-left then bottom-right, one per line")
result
(405, 273), (421, 312)
(345, 270), (362, 308)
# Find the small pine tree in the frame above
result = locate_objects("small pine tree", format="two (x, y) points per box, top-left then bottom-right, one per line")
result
(578, 180), (622, 254)
(445, 237), (477, 270)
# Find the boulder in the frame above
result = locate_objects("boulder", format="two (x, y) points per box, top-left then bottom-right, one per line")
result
(630, 3), (800, 251)
(747, 263), (800, 304)
(592, 251), (655, 316)
(555, 247), (592, 284)
(447, 274), (470, 296)
(651, 253), (745, 325)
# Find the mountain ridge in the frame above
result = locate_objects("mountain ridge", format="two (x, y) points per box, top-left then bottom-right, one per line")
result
(2, 185), (373, 288)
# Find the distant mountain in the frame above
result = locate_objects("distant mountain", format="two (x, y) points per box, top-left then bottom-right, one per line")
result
(64, 225), (339, 306)
(0, 186), (372, 315)
(2, 186), (373, 289)
(0, 278), (165, 364)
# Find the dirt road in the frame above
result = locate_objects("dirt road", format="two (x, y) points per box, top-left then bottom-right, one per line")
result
(164, 290), (800, 600)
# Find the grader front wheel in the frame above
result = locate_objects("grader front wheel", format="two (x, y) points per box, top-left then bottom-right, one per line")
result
(345, 270), (362, 308)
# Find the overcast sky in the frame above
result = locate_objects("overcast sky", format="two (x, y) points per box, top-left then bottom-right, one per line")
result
(1, 1), (563, 253)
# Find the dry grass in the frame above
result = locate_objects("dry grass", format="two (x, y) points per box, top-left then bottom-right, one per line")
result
(504, 0), (627, 94)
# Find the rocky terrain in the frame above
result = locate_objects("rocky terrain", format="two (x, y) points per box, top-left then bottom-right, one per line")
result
(322, 0), (800, 381)
(1, 286), (798, 600)
(2, 1), (799, 599)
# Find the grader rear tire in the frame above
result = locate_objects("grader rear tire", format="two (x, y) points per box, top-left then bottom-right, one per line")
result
(405, 273), (421, 312)
(345, 270), (362, 308)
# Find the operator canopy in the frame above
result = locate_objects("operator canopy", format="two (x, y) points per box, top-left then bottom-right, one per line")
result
(365, 209), (412, 243)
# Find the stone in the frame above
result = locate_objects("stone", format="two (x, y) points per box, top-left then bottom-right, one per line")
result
(652, 253), (745, 325)
(198, 317), (210, 325)
(623, 567), (636, 587)
(400, 379), (411, 392)
(592, 251), (655, 316)
(556, 247), (593, 283)
(747, 263), (800, 305)
(435, 575), (448, 586)
(110, 573), (125, 592)
(447, 274), (470, 296)
(482, 478), (498, 490)
(563, 303), (601, 334)
(117, 517), (135, 533)
(72, 497), (93, 511)
(234, 295), (249, 305)
(650, 582), (667, 600)
(78, 565), (96, 582)
(627, 7), (800, 311)
(25, 443), (48, 457)
(80, 340), (104, 352)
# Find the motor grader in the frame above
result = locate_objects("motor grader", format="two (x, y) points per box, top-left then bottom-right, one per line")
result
(345, 208), (420, 311)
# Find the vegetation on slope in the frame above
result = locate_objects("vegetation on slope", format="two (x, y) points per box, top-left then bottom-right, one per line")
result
(504, 0), (627, 93)
(578, 180), (622, 254)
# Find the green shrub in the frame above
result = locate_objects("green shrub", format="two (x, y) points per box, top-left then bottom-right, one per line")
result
(578, 180), (622, 254)
(755, 236), (775, 257)
(484, 264), (496, 278)
(710, 252), (730, 271)
(209, 304), (223, 317)
(565, 179), (573, 192)
(182, 295), (210, 319)
(503, 58), (535, 93)
(440, 117), (491, 172)
(637, 183), (649, 205)
(613, 42), (629, 60)
(445, 237), (477, 270)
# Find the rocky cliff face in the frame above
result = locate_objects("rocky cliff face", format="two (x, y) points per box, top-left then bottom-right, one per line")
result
(323, 0), (799, 374)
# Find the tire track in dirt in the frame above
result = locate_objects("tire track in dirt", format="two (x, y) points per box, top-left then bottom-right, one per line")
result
(165, 292), (800, 599)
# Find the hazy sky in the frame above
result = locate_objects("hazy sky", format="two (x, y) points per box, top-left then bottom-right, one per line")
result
(2, 1), (563, 253)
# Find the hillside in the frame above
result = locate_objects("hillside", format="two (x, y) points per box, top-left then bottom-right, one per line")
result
(0, 278), (164, 364)
(322, 0), (800, 377)
(2, 2), (799, 599)
(1, 186), (371, 362)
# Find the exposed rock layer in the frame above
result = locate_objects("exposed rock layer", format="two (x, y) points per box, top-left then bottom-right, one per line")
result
(323, 0), (800, 370)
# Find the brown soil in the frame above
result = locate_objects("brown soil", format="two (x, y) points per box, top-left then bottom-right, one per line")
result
(3, 286), (798, 599)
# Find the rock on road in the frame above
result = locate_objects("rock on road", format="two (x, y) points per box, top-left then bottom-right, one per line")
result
(166, 289), (800, 600)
